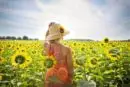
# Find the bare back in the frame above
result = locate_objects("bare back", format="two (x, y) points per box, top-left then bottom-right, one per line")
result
(44, 42), (74, 82)
(45, 42), (69, 65)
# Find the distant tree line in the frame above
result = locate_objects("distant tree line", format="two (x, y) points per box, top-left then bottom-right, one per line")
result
(0, 36), (38, 40)
(68, 39), (130, 42)
(68, 39), (94, 41)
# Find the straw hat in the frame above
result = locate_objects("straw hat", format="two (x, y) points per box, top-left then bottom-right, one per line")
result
(46, 23), (69, 40)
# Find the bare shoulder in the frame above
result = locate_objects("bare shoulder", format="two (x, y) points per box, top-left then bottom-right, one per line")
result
(63, 45), (71, 53)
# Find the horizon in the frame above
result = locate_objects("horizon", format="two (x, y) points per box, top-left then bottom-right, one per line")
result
(0, 35), (130, 41)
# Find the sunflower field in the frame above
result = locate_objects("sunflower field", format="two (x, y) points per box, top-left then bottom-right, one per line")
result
(0, 39), (130, 87)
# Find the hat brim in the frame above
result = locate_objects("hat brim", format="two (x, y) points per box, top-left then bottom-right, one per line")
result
(63, 30), (70, 36)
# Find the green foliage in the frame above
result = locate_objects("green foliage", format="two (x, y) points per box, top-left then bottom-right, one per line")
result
(0, 40), (130, 87)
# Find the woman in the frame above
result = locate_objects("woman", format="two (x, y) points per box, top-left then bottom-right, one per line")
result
(44, 22), (74, 87)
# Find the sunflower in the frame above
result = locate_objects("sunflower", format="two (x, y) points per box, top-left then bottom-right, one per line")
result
(18, 47), (27, 53)
(0, 48), (4, 55)
(14, 45), (27, 53)
(14, 46), (20, 51)
(90, 58), (98, 65)
(80, 46), (86, 52)
(31, 49), (39, 55)
(0, 57), (5, 64)
(44, 55), (57, 68)
(0, 75), (2, 81)
(128, 43), (130, 50)
(11, 52), (32, 68)
(75, 57), (86, 66)
(103, 37), (109, 43)
(86, 57), (99, 68)
(20, 48), (27, 53)
(105, 48), (121, 61)
(7, 43), (13, 49)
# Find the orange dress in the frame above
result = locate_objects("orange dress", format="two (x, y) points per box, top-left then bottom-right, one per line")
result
(44, 43), (72, 87)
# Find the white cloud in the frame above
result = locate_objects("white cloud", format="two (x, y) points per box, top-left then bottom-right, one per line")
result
(0, 0), (129, 40)
(1, 0), (128, 40)
(34, 0), (128, 40)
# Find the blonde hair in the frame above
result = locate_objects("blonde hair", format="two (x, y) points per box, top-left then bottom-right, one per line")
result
(45, 30), (61, 43)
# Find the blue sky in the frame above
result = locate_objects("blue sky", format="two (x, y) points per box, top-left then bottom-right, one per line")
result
(0, 0), (130, 40)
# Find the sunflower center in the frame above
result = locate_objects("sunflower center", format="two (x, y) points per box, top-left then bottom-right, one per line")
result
(104, 38), (109, 43)
(45, 59), (54, 68)
(60, 27), (64, 33)
(15, 55), (25, 64)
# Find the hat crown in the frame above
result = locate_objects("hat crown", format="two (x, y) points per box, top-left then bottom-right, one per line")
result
(48, 23), (61, 35)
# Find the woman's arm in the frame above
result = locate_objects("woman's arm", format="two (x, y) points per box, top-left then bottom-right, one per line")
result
(43, 30), (49, 56)
(43, 42), (48, 56)
(66, 47), (74, 79)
